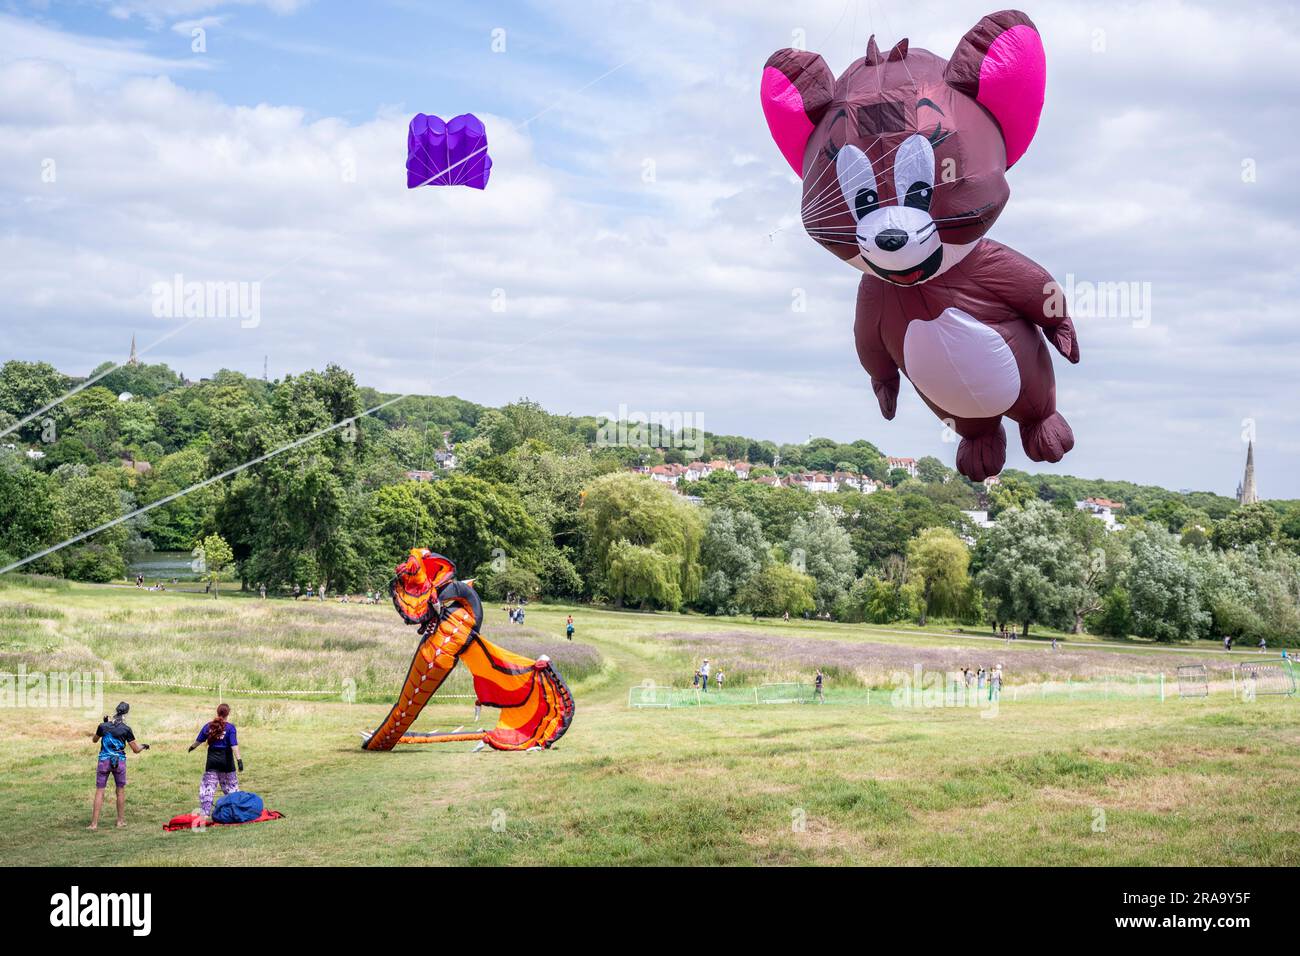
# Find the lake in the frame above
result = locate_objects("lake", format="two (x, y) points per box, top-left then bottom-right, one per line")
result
(127, 550), (203, 581)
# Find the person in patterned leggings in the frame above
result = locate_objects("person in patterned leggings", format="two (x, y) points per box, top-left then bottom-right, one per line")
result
(188, 703), (243, 820)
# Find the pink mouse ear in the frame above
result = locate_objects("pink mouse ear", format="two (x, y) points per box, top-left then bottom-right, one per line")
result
(945, 10), (1046, 167)
(761, 49), (834, 177)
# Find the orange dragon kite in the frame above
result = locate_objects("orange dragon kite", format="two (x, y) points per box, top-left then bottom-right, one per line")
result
(361, 549), (574, 752)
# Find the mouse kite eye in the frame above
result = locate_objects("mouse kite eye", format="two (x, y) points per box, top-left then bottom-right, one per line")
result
(894, 134), (935, 212)
(836, 144), (878, 222)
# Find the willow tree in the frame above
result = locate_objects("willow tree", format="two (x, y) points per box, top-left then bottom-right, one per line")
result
(581, 473), (704, 608)
(907, 527), (970, 625)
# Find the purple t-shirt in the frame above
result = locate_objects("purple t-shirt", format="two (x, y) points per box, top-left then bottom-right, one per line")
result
(196, 721), (238, 749)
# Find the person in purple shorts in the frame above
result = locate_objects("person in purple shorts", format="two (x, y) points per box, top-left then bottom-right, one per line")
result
(88, 701), (150, 830)
(188, 702), (244, 821)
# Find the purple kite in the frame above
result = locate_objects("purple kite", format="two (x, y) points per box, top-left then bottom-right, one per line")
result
(406, 113), (492, 190)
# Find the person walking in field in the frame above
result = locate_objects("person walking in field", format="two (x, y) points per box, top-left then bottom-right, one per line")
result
(566, 615), (574, 641)
(1224, 635), (1232, 652)
(699, 659), (711, 693)
(814, 669), (825, 702)
(1259, 637), (1267, 653)
(716, 668), (725, 690)
(1051, 637), (1058, 652)
(88, 702), (150, 830)
(188, 703), (243, 822)
(977, 667), (986, 691)
(989, 665), (1003, 701)
(258, 582), (266, 599)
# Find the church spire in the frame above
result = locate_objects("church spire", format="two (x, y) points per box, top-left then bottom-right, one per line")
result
(1238, 440), (1258, 505)
(128, 334), (138, 366)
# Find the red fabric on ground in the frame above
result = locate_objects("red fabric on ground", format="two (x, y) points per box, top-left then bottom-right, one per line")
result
(163, 809), (284, 831)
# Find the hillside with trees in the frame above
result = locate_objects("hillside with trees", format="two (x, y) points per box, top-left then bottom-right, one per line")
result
(2, 358), (1299, 644)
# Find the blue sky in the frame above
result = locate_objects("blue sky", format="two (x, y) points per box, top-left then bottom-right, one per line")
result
(100, 3), (627, 127)
(2, 0), (1299, 498)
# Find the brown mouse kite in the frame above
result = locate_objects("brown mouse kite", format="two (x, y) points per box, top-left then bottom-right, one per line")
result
(761, 10), (1079, 480)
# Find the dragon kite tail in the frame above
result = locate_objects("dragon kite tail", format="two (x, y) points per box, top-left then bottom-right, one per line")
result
(362, 548), (575, 753)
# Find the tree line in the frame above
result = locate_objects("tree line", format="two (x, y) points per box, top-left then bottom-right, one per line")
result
(1, 358), (1298, 644)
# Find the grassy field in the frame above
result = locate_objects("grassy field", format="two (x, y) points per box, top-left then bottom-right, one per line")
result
(2, 577), (1298, 866)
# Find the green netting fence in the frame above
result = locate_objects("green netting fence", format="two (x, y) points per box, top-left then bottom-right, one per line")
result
(627, 665), (1295, 710)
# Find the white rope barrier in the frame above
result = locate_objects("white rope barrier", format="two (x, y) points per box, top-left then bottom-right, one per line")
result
(0, 673), (477, 700)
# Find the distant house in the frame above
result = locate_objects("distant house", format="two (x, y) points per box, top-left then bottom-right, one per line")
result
(962, 509), (995, 529)
(405, 469), (438, 483)
(665, 459), (754, 483)
(1082, 497), (1125, 511)
(25, 448), (46, 461)
(435, 431), (457, 470)
(628, 459), (758, 485)
(790, 472), (838, 493)
(648, 464), (682, 486)
(886, 456), (918, 478)
(832, 471), (876, 493)
(1077, 497), (1125, 530)
(120, 453), (151, 475)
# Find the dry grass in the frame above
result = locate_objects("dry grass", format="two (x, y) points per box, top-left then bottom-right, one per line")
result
(0, 583), (603, 702)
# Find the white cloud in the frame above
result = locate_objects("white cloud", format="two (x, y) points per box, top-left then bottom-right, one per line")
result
(2, 0), (1299, 497)
(0, 12), (209, 85)
(171, 16), (226, 35)
(106, 0), (307, 30)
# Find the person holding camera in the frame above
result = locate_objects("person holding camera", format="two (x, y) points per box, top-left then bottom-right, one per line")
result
(88, 701), (149, 830)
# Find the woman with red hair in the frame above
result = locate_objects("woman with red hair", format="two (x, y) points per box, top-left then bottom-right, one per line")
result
(187, 703), (243, 821)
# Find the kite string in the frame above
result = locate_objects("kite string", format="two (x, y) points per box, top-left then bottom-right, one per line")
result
(800, 127), (925, 223)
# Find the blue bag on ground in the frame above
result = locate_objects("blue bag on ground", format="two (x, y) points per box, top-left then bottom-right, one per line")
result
(212, 791), (264, 824)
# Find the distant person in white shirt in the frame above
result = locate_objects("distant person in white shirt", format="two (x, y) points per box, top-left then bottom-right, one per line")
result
(699, 659), (711, 693)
